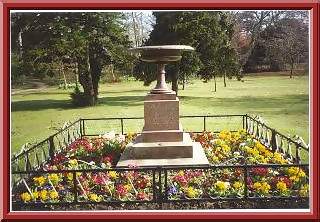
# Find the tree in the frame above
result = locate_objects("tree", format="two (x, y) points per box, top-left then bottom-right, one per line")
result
(11, 12), (133, 106)
(266, 17), (308, 78)
(232, 10), (308, 74)
(134, 11), (240, 94)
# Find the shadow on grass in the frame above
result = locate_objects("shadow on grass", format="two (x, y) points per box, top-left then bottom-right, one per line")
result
(99, 89), (149, 94)
(11, 95), (145, 112)
(180, 94), (309, 115)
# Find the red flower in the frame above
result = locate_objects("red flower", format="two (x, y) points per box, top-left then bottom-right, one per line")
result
(247, 177), (254, 190)
(101, 155), (113, 164)
(92, 174), (104, 185)
(68, 138), (94, 152)
(52, 153), (67, 165)
(173, 175), (188, 187)
(272, 176), (292, 188)
(135, 175), (150, 189)
(136, 192), (147, 200)
(251, 167), (269, 176)
(116, 184), (128, 197)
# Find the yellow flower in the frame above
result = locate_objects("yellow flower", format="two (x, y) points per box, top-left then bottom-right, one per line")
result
(32, 191), (39, 200)
(232, 132), (241, 141)
(276, 181), (287, 193)
(39, 190), (48, 201)
(218, 130), (231, 140)
(108, 171), (118, 180)
(69, 159), (78, 167)
(178, 170), (184, 176)
(273, 153), (287, 164)
(211, 156), (220, 163)
(33, 176), (46, 187)
(233, 181), (243, 190)
(255, 142), (266, 153)
(289, 175), (300, 182)
(252, 148), (260, 157)
(48, 174), (60, 185)
(264, 150), (273, 158)
(299, 184), (309, 197)
(67, 173), (73, 181)
(253, 182), (261, 190)
(215, 181), (230, 192)
(186, 186), (198, 198)
(255, 182), (270, 194)
(261, 182), (270, 194)
(124, 184), (132, 192)
(88, 193), (101, 202)
(49, 191), (59, 200)
(221, 144), (231, 153)
(298, 170), (306, 178)
(288, 167), (299, 176)
(21, 192), (31, 202)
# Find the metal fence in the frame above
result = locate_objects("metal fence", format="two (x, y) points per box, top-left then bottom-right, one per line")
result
(11, 114), (309, 209)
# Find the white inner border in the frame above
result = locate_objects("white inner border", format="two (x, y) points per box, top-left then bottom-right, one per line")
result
(9, 9), (311, 213)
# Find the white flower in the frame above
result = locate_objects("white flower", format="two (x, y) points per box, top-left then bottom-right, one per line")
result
(102, 131), (116, 140)
(233, 151), (240, 156)
(89, 161), (95, 166)
(116, 134), (126, 143)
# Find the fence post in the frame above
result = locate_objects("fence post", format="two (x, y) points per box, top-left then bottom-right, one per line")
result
(203, 116), (206, 131)
(242, 115), (245, 130)
(158, 167), (162, 205)
(82, 119), (86, 137)
(295, 146), (301, 164)
(244, 165), (248, 199)
(121, 118), (124, 135)
(270, 129), (277, 152)
(73, 171), (78, 203)
(79, 119), (83, 138)
(49, 136), (55, 161)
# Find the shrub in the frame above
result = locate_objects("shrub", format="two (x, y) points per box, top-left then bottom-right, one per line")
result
(70, 86), (91, 107)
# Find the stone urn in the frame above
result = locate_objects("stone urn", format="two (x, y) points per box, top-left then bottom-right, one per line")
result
(117, 45), (209, 167)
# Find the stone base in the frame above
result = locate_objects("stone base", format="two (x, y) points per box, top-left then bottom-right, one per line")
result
(116, 134), (209, 167)
(141, 126), (183, 142)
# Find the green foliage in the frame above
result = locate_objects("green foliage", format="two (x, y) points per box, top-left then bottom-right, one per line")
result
(133, 11), (240, 89)
(70, 85), (92, 107)
(11, 12), (134, 105)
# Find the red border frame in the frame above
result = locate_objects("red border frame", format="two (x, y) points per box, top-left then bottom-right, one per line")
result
(1, 0), (319, 221)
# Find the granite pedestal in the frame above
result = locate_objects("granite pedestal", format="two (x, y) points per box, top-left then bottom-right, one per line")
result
(117, 91), (209, 167)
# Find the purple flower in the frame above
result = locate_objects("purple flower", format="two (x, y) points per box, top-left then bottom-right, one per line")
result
(168, 185), (178, 195)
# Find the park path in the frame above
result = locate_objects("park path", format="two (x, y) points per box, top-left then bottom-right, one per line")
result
(11, 78), (49, 95)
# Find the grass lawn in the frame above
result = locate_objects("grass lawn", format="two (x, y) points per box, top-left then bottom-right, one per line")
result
(11, 75), (309, 161)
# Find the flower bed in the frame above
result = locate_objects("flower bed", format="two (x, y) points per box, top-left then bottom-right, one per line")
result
(13, 130), (309, 208)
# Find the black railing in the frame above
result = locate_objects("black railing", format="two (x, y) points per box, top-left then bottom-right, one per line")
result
(12, 163), (309, 209)
(11, 114), (310, 209)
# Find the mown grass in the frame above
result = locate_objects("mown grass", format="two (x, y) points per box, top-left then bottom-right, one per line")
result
(11, 75), (309, 161)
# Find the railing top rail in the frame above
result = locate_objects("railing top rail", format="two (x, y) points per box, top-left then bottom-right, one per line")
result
(11, 163), (309, 174)
(11, 118), (81, 162)
(80, 114), (246, 121)
(246, 115), (309, 151)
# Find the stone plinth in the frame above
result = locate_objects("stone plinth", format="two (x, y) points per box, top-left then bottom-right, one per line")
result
(142, 92), (183, 142)
(120, 133), (193, 160)
(117, 141), (209, 167)
(116, 91), (210, 167)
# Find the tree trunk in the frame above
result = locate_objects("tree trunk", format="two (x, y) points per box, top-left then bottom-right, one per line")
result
(61, 62), (67, 89)
(214, 75), (217, 92)
(18, 30), (23, 60)
(77, 48), (95, 106)
(290, 59), (294, 79)
(132, 12), (139, 47)
(182, 72), (186, 90)
(172, 68), (179, 96)
(223, 72), (227, 87)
